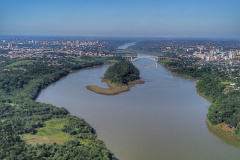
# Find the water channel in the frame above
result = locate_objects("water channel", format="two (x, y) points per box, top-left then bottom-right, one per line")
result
(36, 43), (240, 160)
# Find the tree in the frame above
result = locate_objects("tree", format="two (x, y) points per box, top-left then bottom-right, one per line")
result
(104, 61), (140, 84)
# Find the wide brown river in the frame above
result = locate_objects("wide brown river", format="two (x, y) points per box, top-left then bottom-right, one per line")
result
(36, 44), (240, 160)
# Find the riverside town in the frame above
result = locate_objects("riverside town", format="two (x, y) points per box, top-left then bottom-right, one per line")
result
(1, 36), (240, 159)
(1, 0), (240, 159)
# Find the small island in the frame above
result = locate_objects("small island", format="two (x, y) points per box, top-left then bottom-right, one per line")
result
(86, 61), (144, 95)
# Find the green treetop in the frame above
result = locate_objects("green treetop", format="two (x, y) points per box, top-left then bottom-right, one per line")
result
(104, 61), (140, 84)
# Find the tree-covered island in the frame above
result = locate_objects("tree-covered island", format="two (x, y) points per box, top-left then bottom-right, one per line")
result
(86, 61), (144, 95)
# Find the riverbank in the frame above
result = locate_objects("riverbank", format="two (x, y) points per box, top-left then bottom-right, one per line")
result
(160, 62), (211, 101)
(159, 62), (195, 79)
(202, 90), (240, 142)
(206, 119), (240, 142)
(0, 59), (118, 159)
(159, 61), (240, 142)
(86, 78), (144, 95)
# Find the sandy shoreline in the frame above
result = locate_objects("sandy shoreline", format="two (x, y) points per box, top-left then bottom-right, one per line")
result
(86, 78), (145, 95)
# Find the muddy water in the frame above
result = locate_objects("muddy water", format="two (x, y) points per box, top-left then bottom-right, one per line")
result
(37, 52), (240, 160)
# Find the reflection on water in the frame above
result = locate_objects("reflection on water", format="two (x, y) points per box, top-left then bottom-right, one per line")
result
(36, 53), (240, 160)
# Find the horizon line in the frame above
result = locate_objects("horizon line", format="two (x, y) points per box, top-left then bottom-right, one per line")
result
(0, 34), (239, 41)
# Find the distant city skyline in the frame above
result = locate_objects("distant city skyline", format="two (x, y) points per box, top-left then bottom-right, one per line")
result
(1, 0), (240, 39)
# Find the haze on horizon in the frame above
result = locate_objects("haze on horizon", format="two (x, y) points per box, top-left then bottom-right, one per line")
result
(0, 0), (239, 39)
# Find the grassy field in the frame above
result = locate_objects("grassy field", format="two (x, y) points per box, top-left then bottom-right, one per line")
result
(86, 84), (130, 95)
(160, 58), (171, 63)
(22, 118), (75, 145)
(7, 60), (36, 68)
(106, 59), (119, 63)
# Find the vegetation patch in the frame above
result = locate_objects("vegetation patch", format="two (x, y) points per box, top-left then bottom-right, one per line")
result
(6, 60), (36, 68)
(4, 103), (18, 107)
(22, 118), (74, 145)
(221, 81), (232, 85)
(22, 116), (97, 146)
(160, 58), (171, 64)
(86, 83), (130, 95)
(206, 119), (240, 141)
(106, 59), (119, 63)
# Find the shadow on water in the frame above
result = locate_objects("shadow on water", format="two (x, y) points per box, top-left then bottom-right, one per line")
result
(207, 123), (240, 148)
(90, 124), (119, 160)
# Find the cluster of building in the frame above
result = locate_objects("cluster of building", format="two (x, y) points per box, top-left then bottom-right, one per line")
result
(1, 39), (104, 49)
(161, 41), (240, 65)
(1, 38), (240, 66)
(193, 46), (240, 61)
(0, 39), (111, 60)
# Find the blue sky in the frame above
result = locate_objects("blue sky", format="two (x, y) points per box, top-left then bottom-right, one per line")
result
(0, 0), (239, 38)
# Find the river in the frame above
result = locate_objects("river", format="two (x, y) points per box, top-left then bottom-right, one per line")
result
(36, 43), (240, 160)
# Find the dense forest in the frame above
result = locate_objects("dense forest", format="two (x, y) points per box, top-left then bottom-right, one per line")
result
(103, 61), (140, 85)
(164, 59), (240, 136)
(0, 56), (118, 159)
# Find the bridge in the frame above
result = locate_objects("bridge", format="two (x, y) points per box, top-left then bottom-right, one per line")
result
(123, 55), (167, 62)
